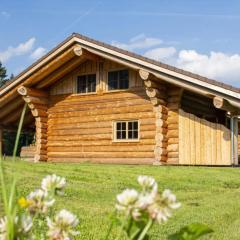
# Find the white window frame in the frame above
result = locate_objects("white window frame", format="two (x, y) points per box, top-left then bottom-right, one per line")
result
(107, 69), (129, 92)
(113, 120), (140, 142)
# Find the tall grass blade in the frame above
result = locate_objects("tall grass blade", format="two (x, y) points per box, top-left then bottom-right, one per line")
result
(12, 102), (27, 162)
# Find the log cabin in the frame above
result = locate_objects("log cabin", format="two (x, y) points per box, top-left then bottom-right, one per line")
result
(0, 33), (239, 165)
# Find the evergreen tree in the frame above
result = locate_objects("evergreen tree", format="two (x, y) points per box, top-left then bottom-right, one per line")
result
(0, 61), (8, 87)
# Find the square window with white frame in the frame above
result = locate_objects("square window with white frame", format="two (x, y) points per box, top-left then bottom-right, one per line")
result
(114, 120), (139, 141)
(108, 69), (129, 90)
(77, 74), (96, 94)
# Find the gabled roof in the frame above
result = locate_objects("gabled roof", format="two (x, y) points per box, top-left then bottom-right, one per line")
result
(1, 33), (240, 108)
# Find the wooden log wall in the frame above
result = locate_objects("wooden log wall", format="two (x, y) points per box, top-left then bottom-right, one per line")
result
(48, 63), (154, 164)
(166, 87), (183, 164)
(47, 90), (155, 163)
(18, 86), (48, 162)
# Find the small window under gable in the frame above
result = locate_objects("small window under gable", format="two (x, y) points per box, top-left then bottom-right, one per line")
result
(114, 120), (139, 141)
(77, 74), (96, 94)
(108, 69), (129, 90)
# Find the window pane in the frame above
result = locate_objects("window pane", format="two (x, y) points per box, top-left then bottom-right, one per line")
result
(128, 122), (133, 130)
(116, 131), (121, 139)
(119, 70), (129, 89)
(87, 74), (96, 92)
(122, 122), (126, 130)
(133, 121), (138, 130)
(133, 131), (138, 139)
(122, 131), (126, 139)
(128, 131), (133, 139)
(77, 76), (86, 93)
(108, 71), (118, 90)
(116, 122), (121, 131)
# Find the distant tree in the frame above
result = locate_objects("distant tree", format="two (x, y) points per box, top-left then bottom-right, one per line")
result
(9, 73), (14, 80)
(0, 61), (8, 87)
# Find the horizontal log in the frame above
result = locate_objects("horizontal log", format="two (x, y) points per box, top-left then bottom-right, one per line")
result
(31, 109), (47, 118)
(28, 103), (48, 111)
(139, 69), (149, 80)
(146, 88), (167, 99)
(166, 118), (178, 125)
(48, 112), (155, 124)
(48, 125), (155, 136)
(168, 123), (178, 130)
(47, 151), (154, 158)
(47, 145), (154, 153)
(34, 154), (47, 162)
(48, 118), (155, 130)
(47, 139), (155, 147)
(167, 144), (178, 152)
(48, 157), (154, 164)
(168, 138), (178, 144)
(23, 96), (48, 105)
(167, 158), (179, 164)
(213, 96), (239, 114)
(50, 89), (146, 103)
(168, 152), (178, 158)
(49, 98), (151, 113)
(154, 147), (167, 156)
(18, 86), (48, 98)
(150, 98), (166, 106)
(48, 131), (155, 141)
(156, 119), (167, 128)
(48, 105), (153, 118)
(167, 130), (178, 138)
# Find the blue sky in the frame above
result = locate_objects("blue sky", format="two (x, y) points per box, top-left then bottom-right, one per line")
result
(1, 0), (240, 86)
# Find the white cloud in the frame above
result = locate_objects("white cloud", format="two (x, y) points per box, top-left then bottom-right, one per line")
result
(144, 47), (176, 61)
(0, 38), (36, 63)
(112, 34), (162, 51)
(144, 47), (240, 85)
(176, 50), (240, 85)
(30, 47), (47, 60)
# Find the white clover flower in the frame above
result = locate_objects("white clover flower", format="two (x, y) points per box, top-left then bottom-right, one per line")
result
(0, 215), (33, 240)
(147, 189), (181, 224)
(138, 176), (156, 190)
(0, 217), (7, 240)
(116, 189), (139, 215)
(47, 209), (79, 240)
(41, 174), (66, 195)
(15, 215), (33, 239)
(162, 189), (181, 210)
(138, 176), (158, 196)
(27, 189), (55, 214)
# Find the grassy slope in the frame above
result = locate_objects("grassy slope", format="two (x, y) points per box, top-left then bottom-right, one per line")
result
(1, 160), (240, 239)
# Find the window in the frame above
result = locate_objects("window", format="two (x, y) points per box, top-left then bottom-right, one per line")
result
(114, 120), (139, 141)
(108, 69), (129, 90)
(77, 74), (96, 93)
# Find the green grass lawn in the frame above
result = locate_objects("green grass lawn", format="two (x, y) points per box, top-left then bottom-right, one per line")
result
(1, 160), (240, 239)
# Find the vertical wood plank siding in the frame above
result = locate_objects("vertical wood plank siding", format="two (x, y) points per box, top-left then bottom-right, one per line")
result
(179, 109), (231, 165)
